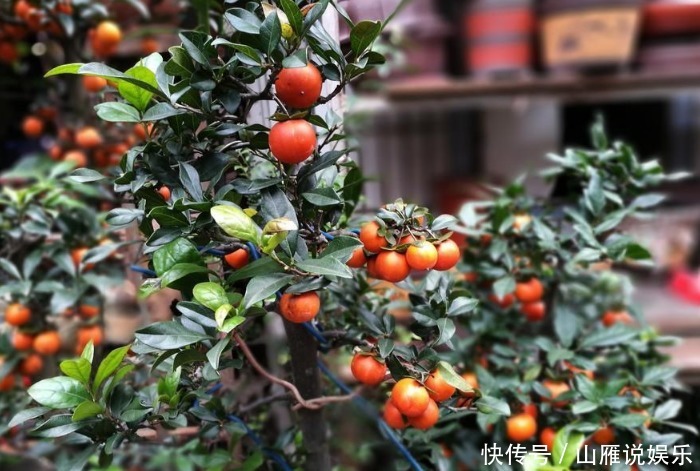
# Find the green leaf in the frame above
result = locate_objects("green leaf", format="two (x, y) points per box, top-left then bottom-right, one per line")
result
(28, 377), (91, 409)
(447, 297), (479, 317)
(571, 400), (599, 414)
(321, 236), (363, 262)
(553, 430), (584, 467)
(350, 20), (382, 57)
(148, 207), (189, 228)
(579, 325), (637, 349)
(135, 321), (210, 349)
(493, 276), (515, 299)
(68, 168), (107, 183)
(94, 345), (131, 391)
(211, 205), (261, 244)
(225, 8), (262, 34)
(242, 274), (293, 309)
(475, 396), (510, 416)
(554, 305), (579, 348)
(161, 263), (210, 291)
(59, 358), (92, 386)
(32, 415), (86, 438)
(45, 63), (82, 77)
(177, 301), (218, 329)
(282, 48), (308, 68)
(153, 238), (202, 276)
(72, 401), (103, 421)
(302, 188), (343, 207)
(193, 282), (228, 311)
(94, 102), (141, 122)
(9, 407), (51, 428)
(227, 257), (284, 283)
(179, 31), (211, 68)
(258, 9), (281, 55)
(179, 162), (204, 201)
(610, 413), (649, 429)
(0, 258), (21, 280)
(434, 318), (456, 345)
(279, 0), (303, 34)
(81, 341), (94, 363)
(207, 338), (229, 370)
(296, 257), (353, 278)
(142, 102), (186, 121)
(437, 361), (472, 393)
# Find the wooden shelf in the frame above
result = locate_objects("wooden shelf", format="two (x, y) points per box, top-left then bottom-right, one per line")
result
(385, 69), (700, 105)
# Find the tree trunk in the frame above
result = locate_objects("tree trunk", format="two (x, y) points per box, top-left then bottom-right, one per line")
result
(283, 321), (331, 471)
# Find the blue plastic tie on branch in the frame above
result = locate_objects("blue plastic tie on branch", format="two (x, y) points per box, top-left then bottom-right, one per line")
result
(316, 360), (424, 471)
(246, 241), (260, 261)
(302, 322), (330, 352)
(198, 246), (227, 257)
(321, 231), (335, 241)
(227, 414), (293, 471)
(130, 265), (157, 278)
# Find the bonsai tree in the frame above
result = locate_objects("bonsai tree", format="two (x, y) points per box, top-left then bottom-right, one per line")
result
(9, 2), (693, 470)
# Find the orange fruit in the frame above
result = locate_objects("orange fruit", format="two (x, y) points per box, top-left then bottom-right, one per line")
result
(375, 251), (410, 283)
(513, 213), (532, 232)
(64, 150), (88, 167)
(133, 122), (153, 140)
(14, 0), (31, 19)
(489, 292), (515, 309)
(269, 120), (317, 164)
(12, 331), (34, 350)
(0, 41), (18, 64)
(94, 21), (122, 47)
(433, 239), (461, 271)
(540, 427), (556, 451)
(5, 303), (31, 326)
(366, 256), (379, 278)
(33, 331), (61, 355)
(141, 36), (160, 55)
(461, 372), (479, 397)
(407, 398), (439, 430)
(506, 413), (537, 442)
(406, 241), (438, 271)
(79, 305), (100, 318)
(383, 399), (407, 429)
(359, 221), (388, 253)
(22, 115), (43, 138)
(274, 63), (323, 109)
(157, 186), (171, 201)
(77, 325), (103, 349)
(75, 126), (103, 148)
(391, 378), (430, 418)
(0, 374), (15, 392)
(55, 1), (72, 15)
(592, 426), (615, 445)
(279, 291), (320, 323)
(224, 248), (249, 269)
(48, 144), (62, 161)
(515, 278), (544, 303)
(83, 75), (107, 92)
(602, 310), (634, 327)
(71, 247), (94, 269)
(350, 354), (387, 386)
(19, 354), (43, 376)
(346, 247), (367, 268)
(425, 368), (456, 402)
(563, 361), (594, 380)
(521, 301), (545, 321)
(522, 402), (538, 420)
(542, 379), (570, 406)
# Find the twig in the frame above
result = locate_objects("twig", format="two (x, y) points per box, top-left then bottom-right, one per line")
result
(317, 82), (346, 105)
(233, 331), (353, 410)
(238, 392), (290, 413)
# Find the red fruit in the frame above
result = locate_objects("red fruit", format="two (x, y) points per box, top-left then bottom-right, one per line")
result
(506, 413), (537, 442)
(433, 239), (461, 271)
(350, 354), (387, 386)
(540, 427), (556, 451)
(405, 241), (438, 271)
(515, 278), (544, 303)
(279, 292), (320, 323)
(224, 248), (249, 269)
(346, 247), (367, 268)
(359, 221), (388, 253)
(383, 399), (407, 429)
(391, 378), (430, 418)
(274, 63), (323, 109)
(521, 301), (546, 321)
(375, 251), (410, 283)
(407, 398), (439, 430)
(269, 120), (316, 164)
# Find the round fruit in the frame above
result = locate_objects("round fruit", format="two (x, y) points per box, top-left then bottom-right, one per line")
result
(269, 120), (316, 164)
(391, 378), (430, 418)
(461, 371), (479, 396)
(350, 354), (387, 386)
(0, 41), (18, 64)
(274, 63), (323, 109)
(79, 305), (100, 318)
(157, 186), (171, 200)
(71, 247), (93, 269)
(375, 251), (410, 283)
(489, 292), (515, 309)
(5, 303), (31, 326)
(407, 398), (439, 430)
(522, 403), (538, 420)
(133, 122), (153, 140)
(14, 0), (31, 19)
(77, 325), (103, 350)
(359, 221), (387, 253)
(279, 291), (320, 323)
(141, 37), (159, 54)
(521, 301), (545, 322)
(22, 116), (43, 138)
(75, 126), (103, 148)
(515, 278), (544, 303)
(425, 368), (456, 402)
(94, 21), (122, 47)
(83, 75), (107, 92)
(602, 310), (634, 327)
(506, 413), (537, 442)
(0, 374), (14, 392)
(383, 399), (407, 429)
(12, 331), (34, 350)
(542, 379), (570, 406)
(64, 150), (88, 167)
(346, 247), (367, 268)
(224, 248), (249, 269)
(592, 426), (615, 445)
(19, 354), (43, 376)
(540, 427), (556, 451)
(48, 145), (62, 160)
(406, 241), (438, 271)
(433, 239), (461, 271)
(33, 331), (61, 355)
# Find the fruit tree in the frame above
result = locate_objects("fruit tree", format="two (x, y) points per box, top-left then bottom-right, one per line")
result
(8, 2), (695, 471)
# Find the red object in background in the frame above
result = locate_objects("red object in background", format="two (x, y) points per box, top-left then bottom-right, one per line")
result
(668, 269), (700, 304)
(463, 0), (535, 76)
(643, 0), (700, 37)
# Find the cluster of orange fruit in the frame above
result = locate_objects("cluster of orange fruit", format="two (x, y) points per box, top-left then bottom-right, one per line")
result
(485, 277), (546, 322)
(350, 220), (461, 283)
(22, 107), (152, 168)
(0, 302), (102, 391)
(350, 353), (475, 431)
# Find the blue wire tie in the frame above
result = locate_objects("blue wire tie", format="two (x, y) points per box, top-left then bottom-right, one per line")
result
(130, 265), (157, 278)
(246, 241), (261, 261)
(321, 231), (335, 241)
